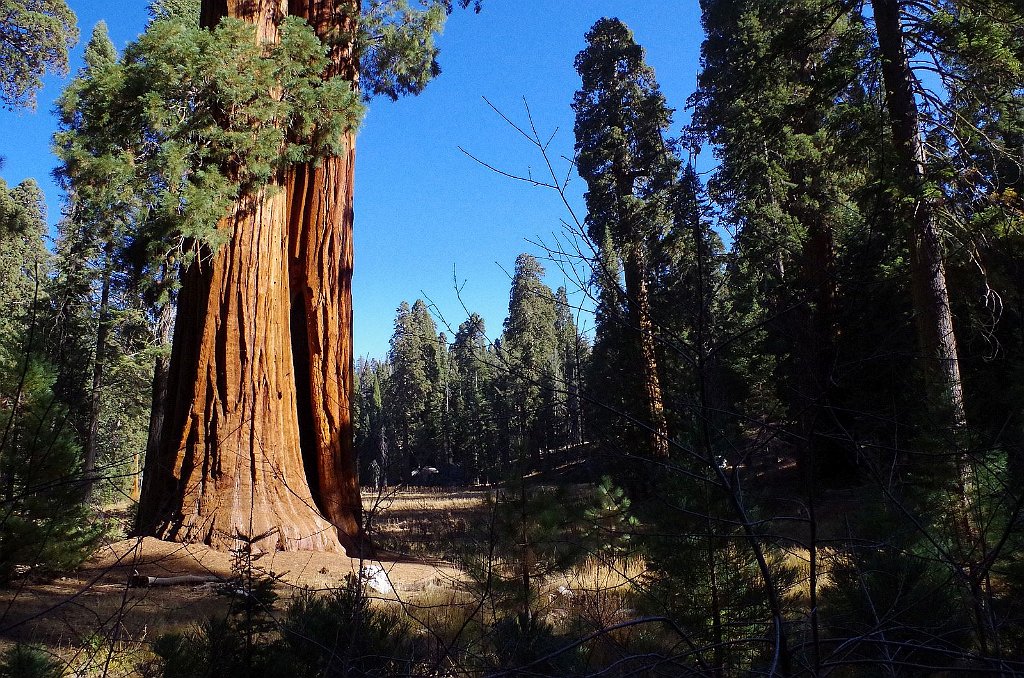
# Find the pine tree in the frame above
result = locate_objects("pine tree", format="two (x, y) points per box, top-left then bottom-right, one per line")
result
(354, 357), (389, 488)
(655, 165), (728, 455)
(51, 22), (124, 497)
(0, 178), (101, 583)
(0, 178), (48, 347)
(387, 300), (445, 478)
(499, 254), (559, 467)
(450, 313), (494, 483)
(0, 0), (77, 110)
(858, 0), (1024, 653)
(872, 0), (967, 429)
(690, 0), (875, 481)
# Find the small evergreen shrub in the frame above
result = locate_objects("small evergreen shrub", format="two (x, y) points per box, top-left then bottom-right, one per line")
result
(0, 359), (104, 585)
(0, 644), (64, 678)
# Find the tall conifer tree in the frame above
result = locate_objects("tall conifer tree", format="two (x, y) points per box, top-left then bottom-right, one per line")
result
(690, 0), (873, 479)
(573, 18), (675, 460)
(58, 0), (476, 552)
(500, 254), (559, 464)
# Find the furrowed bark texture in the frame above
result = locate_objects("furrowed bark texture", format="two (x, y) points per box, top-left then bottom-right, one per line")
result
(137, 0), (363, 552)
(147, 190), (340, 551)
(621, 251), (669, 460)
(286, 149), (361, 545)
(285, 0), (362, 550)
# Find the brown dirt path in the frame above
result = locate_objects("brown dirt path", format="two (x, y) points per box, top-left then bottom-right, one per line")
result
(0, 537), (463, 649)
(86, 536), (464, 594)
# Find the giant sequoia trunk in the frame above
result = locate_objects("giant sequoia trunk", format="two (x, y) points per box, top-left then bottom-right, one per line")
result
(621, 250), (670, 460)
(137, 0), (363, 553)
(283, 0), (362, 548)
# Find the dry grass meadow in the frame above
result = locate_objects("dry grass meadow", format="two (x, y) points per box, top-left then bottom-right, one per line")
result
(0, 486), (653, 676)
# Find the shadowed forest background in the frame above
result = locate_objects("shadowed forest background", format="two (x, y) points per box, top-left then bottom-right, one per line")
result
(1, 0), (1024, 676)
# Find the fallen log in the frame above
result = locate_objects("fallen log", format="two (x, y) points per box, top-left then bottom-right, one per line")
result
(129, 572), (222, 588)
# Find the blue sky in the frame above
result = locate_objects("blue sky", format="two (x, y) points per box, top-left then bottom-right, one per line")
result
(0, 1), (705, 359)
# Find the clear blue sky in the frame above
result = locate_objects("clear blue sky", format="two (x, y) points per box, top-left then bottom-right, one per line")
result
(0, 1), (704, 359)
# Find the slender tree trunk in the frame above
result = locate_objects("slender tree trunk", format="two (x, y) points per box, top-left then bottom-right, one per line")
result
(872, 0), (965, 427)
(82, 255), (111, 498)
(872, 0), (995, 650)
(137, 297), (174, 503)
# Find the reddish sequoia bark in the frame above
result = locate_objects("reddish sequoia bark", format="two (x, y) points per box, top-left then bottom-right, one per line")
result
(621, 251), (669, 460)
(137, 0), (364, 552)
(142, 190), (342, 551)
(613, 161), (669, 460)
(284, 0), (363, 548)
(286, 153), (361, 544)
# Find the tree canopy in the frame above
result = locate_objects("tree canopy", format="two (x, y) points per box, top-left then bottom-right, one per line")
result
(0, 0), (77, 109)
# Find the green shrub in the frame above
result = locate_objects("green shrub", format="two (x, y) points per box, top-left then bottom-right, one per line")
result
(280, 584), (423, 677)
(0, 359), (104, 585)
(152, 553), (424, 678)
(0, 644), (64, 678)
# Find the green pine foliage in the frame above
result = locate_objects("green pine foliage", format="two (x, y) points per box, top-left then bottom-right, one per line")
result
(0, 0), (1022, 672)
(0, 177), (49, 346)
(453, 478), (641, 675)
(0, 645), (64, 678)
(279, 585), (422, 677)
(0, 0), (77, 110)
(147, 0), (199, 25)
(0, 356), (104, 583)
(690, 0), (889, 481)
(553, 286), (589, 449)
(0, 177), (101, 584)
(367, 259), (588, 485)
(55, 12), (364, 278)
(354, 357), (390, 488)
(498, 254), (560, 463)
(154, 561), (422, 678)
(359, 0), (446, 100)
(449, 313), (497, 483)
(572, 17), (678, 465)
(387, 299), (444, 477)
(818, 493), (975, 674)
(585, 224), (641, 452)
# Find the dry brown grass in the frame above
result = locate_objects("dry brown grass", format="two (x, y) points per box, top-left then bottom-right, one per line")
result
(361, 487), (490, 562)
(2, 487), (654, 675)
(539, 555), (646, 632)
(0, 494), (475, 676)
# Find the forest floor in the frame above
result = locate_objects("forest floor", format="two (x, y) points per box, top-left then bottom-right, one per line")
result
(0, 489), (487, 674)
(0, 457), (866, 674)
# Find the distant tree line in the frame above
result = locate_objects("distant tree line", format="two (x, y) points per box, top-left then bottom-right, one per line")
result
(354, 253), (590, 487)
